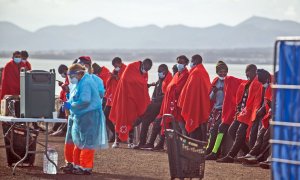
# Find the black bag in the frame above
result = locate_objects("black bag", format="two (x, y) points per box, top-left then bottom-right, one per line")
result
(2, 122), (39, 166)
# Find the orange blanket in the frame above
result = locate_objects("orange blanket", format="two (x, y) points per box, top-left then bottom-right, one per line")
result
(109, 61), (150, 141)
(178, 64), (211, 133)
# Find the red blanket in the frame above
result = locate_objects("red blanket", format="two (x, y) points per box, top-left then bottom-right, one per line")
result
(25, 61), (32, 70)
(1, 60), (27, 99)
(262, 85), (272, 128)
(158, 68), (189, 127)
(59, 76), (69, 102)
(109, 61), (150, 141)
(105, 64), (126, 106)
(178, 64), (211, 133)
(237, 77), (263, 126)
(220, 76), (245, 125)
(97, 66), (110, 89)
(162, 71), (172, 94)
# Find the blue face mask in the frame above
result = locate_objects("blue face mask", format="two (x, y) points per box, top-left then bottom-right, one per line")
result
(141, 66), (147, 74)
(190, 62), (195, 68)
(177, 64), (185, 72)
(158, 72), (165, 79)
(13, 58), (21, 64)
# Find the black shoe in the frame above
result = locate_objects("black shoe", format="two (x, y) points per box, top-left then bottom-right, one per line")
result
(216, 156), (234, 163)
(153, 144), (164, 151)
(206, 153), (218, 160)
(132, 143), (145, 150)
(242, 161), (259, 167)
(72, 168), (92, 175)
(140, 143), (154, 150)
(259, 160), (271, 169)
(60, 163), (73, 174)
(243, 156), (258, 165)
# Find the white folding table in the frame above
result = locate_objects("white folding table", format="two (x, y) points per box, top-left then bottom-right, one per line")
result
(0, 116), (67, 175)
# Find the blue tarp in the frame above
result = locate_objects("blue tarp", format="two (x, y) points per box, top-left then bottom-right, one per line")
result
(273, 41), (300, 179)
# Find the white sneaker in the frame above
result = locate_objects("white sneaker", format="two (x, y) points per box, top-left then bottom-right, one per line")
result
(244, 154), (253, 159)
(246, 155), (257, 161)
(112, 142), (120, 148)
(128, 143), (135, 149)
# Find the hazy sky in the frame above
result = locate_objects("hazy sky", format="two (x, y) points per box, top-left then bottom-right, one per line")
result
(0, 0), (299, 31)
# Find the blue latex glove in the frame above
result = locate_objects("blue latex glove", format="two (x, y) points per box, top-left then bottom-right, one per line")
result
(66, 93), (70, 100)
(63, 102), (71, 110)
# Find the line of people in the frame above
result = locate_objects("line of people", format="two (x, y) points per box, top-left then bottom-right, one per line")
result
(1, 51), (273, 175)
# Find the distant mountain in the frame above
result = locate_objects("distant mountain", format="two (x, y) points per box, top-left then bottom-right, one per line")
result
(0, 16), (300, 51)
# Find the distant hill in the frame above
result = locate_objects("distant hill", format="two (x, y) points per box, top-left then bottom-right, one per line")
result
(0, 16), (300, 51)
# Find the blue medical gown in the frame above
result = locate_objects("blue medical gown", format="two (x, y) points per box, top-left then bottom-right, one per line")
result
(90, 74), (105, 98)
(66, 73), (108, 149)
(65, 114), (74, 144)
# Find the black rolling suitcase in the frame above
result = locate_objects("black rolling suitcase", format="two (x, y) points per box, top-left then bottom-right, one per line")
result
(2, 122), (39, 166)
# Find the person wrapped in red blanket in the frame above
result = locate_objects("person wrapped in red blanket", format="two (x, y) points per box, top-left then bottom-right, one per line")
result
(109, 59), (152, 146)
(239, 69), (273, 165)
(103, 57), (127, 143)
(1, 51), (27, 100)
(147, 55), (189, 151)
(178, 54), (211, 141)
(206, 61), (244, 160)
(217, 64), (263, 163)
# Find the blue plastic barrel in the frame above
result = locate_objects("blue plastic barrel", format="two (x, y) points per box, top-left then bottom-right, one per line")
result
(272, 39), (300, 180)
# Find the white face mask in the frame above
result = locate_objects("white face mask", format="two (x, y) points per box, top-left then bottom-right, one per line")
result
(247, 76), (250, 80)
(263, 83), (269, 88)
(177, 64), (185, 72)
(218, 76), (225, 80)
(70, 77), (78, 84)
(61, 73), (66, 78)
(115, 67), (120, 72)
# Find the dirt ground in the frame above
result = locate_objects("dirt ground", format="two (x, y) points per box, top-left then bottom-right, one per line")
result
(0, 125), (270, 180)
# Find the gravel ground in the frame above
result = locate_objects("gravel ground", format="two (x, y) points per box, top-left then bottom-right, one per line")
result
(0, 125), (270, 180)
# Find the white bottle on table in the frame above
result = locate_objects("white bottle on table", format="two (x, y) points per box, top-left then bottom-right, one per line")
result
(43, 148), (58, 174)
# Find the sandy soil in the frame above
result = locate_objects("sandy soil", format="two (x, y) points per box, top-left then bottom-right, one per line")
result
(0, 125), (270, 180)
